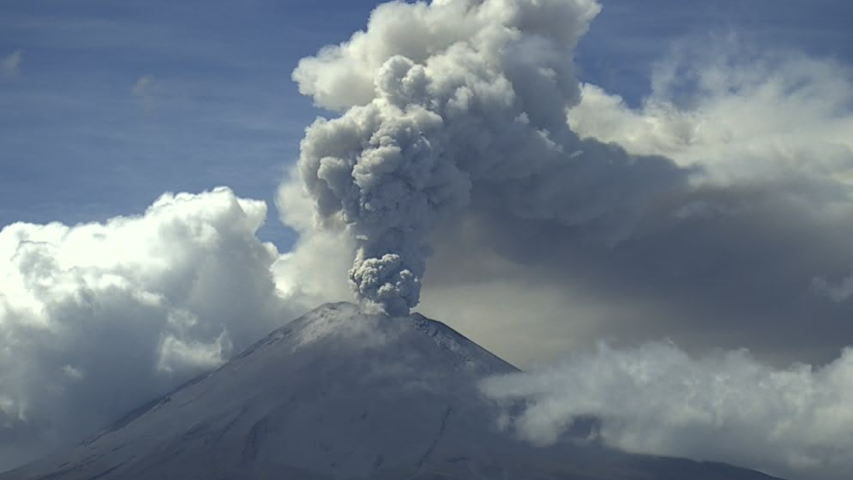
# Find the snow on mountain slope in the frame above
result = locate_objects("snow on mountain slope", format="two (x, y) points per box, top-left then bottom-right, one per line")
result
(0, 303), (783, 480)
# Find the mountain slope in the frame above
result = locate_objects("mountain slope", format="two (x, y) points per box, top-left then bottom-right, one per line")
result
(1, 303), (783, 480)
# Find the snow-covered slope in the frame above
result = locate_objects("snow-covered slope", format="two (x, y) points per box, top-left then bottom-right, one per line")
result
(1, 303), (782, 480)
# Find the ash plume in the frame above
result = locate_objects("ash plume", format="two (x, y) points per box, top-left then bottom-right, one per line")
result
(293, 0), (687, 314)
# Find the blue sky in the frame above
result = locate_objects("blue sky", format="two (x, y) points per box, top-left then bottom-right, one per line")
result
(1, 0), (852, 249)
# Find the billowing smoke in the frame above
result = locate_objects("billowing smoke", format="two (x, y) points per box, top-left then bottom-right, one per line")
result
(412, 35), (853, 369)
(414, 24), (853, 480)
(292, 0), (688, 315)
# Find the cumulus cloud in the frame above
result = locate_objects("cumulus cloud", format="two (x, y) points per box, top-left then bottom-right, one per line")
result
(568, 37), (853, 182)
(0, 187), (297, 469)
(288, 0), (688, 315)
(1, 51), (22, 79)
(273, 171), (354, 309)
(481, 343), (853, 480)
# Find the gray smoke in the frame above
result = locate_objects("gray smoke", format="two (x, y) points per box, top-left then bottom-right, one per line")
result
(293, 0), (688, 314)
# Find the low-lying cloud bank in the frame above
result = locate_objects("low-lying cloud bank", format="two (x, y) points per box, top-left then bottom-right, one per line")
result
(482, 342), (853, 480)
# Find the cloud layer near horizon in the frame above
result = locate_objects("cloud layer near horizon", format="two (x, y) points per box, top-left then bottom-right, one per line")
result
(482, 342), (853, 480)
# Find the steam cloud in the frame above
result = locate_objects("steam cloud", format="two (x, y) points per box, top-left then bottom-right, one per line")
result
(292, 0), (687, 315)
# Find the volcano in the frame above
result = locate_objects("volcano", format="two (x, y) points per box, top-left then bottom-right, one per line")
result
(1, 303), (782, 480)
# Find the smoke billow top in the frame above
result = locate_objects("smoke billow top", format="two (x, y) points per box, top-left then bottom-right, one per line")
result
(293, 0), (687, 315)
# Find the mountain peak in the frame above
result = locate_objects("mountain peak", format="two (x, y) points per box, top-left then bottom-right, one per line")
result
(234, 301), (514, 377)
(2, 304), (782, 480)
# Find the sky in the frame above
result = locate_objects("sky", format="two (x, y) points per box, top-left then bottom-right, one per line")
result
(2, 1), (853, 479)
(4, 0), (851, 243)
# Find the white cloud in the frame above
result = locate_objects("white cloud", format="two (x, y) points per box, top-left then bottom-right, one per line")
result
(812, 270), (853, 303)
(156, 330), (232, 375)
(1, 51), (22, 78)
(568, 38), (853, 184)
(273, 174), (354, 310)
(0, 187), (300, 468)
(131, 74), (157, 110)
(482, 343), (853, 480)
(131, 74), (155, 97)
